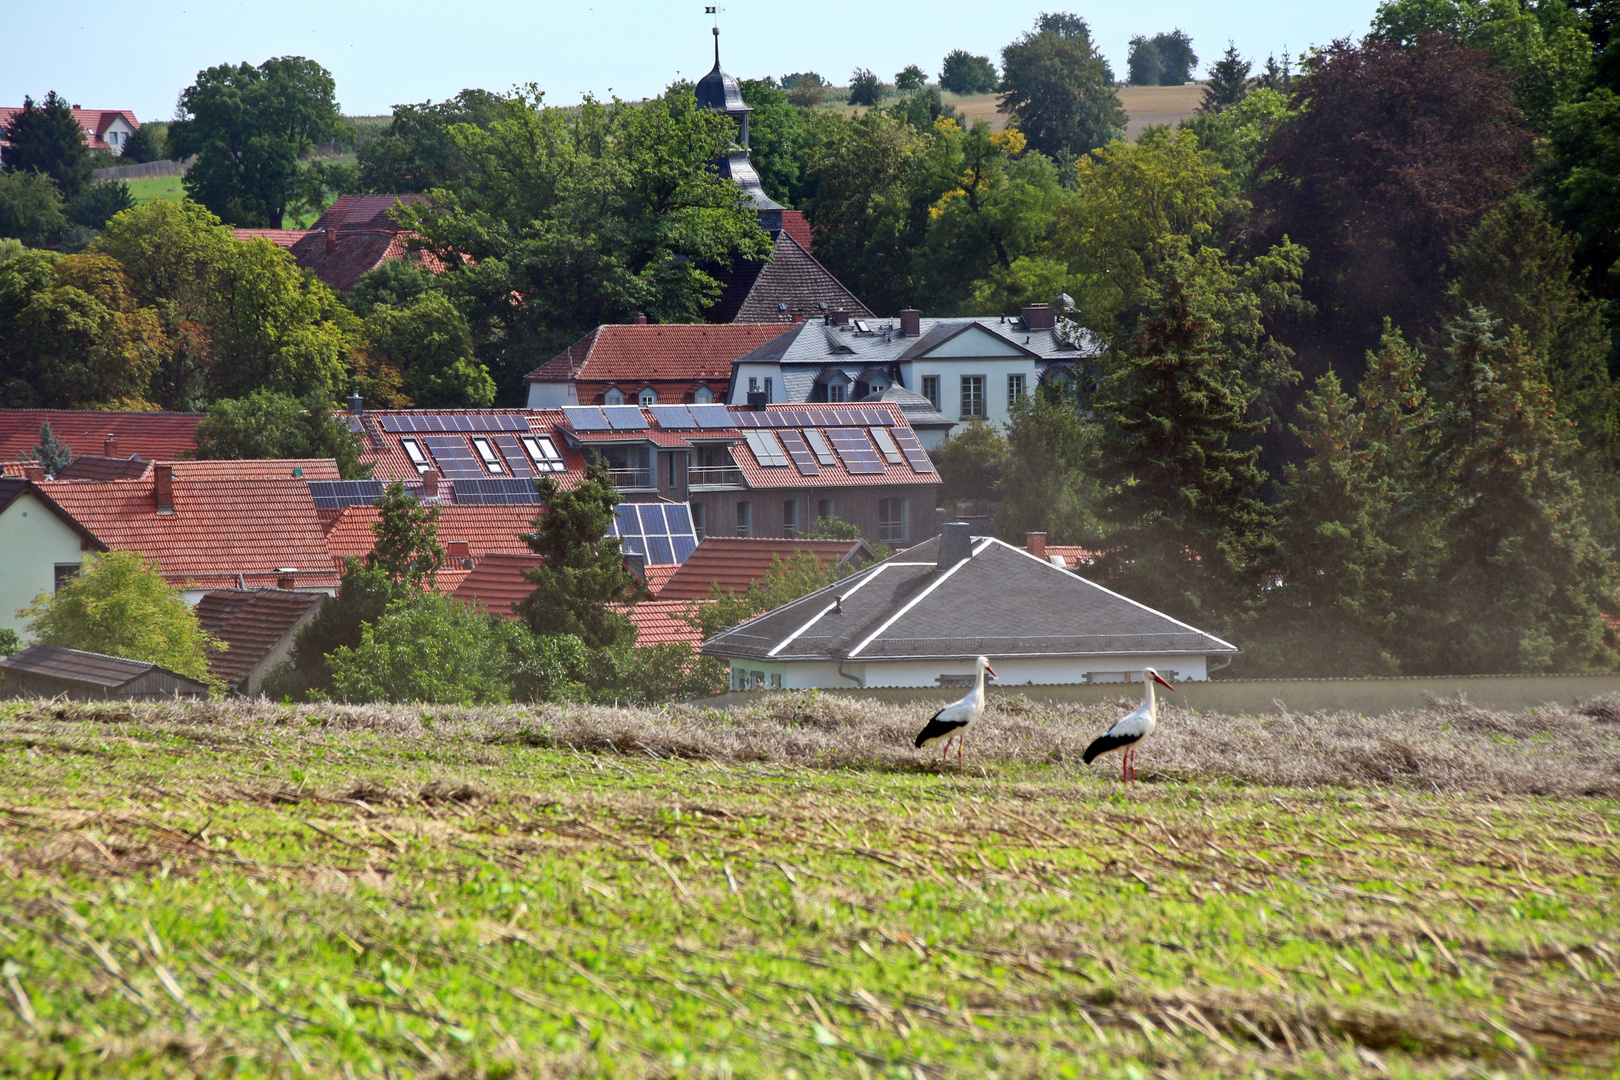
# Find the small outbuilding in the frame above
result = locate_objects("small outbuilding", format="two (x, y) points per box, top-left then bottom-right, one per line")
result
(0, 644), (213, 701)
(702, 522), (1239, 689)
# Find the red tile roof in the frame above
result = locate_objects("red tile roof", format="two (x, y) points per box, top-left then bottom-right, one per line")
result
(655, 537), (875, 601)
(289, 229), (447, 293)
(311, 194), (432, 232)
(231, 228), (309, 249)
(728, 404), (940, 490)
(38, 475), (340, 591)
(619, 599), (706, 647)
(52, 455), (151, 481)
(779, 210), (815, 253)
(0, 108), (138, 152)
(525, 323), (795, 387)
(644, 563), (678, 596)
(356, 409), (592, 486)
(0, 410), (201, 462)
(323, 504), (540, 566)
(194, 588), (324, 688)
(164, 458), (342, 482)
(451, 552), (544, 619)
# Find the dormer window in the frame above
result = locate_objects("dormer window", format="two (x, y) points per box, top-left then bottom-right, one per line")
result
(638, 387), (658, 406)
(694, 386), (714, 404)
(604, 387), (625, 405)
(520, 435), (567, 472)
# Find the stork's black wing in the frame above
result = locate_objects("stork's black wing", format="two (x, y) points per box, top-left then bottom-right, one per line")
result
(1083, 732), (1141, 764)
(914, 712), (967, 748)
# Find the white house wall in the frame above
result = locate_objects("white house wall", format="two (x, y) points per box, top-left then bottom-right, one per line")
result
(727, 653), (1211, 690)
(526, 381), (580, 408)
(729, 364), (785, 404)
(896, 357), (1041, 431)
(0, 494), (92, 637)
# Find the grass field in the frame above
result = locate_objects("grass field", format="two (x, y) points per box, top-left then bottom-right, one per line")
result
(0, 694), (1616, 1077)
(125, 176), (186, 206)
(820, 84), (1205, 142)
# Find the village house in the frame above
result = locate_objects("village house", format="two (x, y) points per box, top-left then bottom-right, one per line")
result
(703, 522), (1238, 690)
(0, 106), (139, 156)
(524, 323), (795, 409)
(0, 477), (106, 637)
(194, 588), (327, 695)
(0, 410), (202, 468)
(0, 645), (212, 701)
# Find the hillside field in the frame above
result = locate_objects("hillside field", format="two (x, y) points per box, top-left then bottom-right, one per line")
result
(124, 175), (186, 206)
(0, 693), (1616, 1077)
(823, 84), (1206, 141)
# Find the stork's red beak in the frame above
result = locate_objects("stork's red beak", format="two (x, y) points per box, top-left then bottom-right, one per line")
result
(1152, 672), (1177, 692)
(986, 663), (998, 681)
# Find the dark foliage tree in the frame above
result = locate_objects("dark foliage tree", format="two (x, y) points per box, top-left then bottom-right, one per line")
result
(64, 181), (133, 231)
(886, 88), (960, 132)
(994, 385), (1103, 543)
(848, 68), (884, 107)
(31, 421), (71, 476)
(370, 481), (445, 589)
(0, 171), (66, 246)
(782, 72), (829, 107)
(356, 89), (505, 193)
(998, 13), (1127, 158)
(1545, 86), (1620, 304)
(169, 56), (341, 227)
(118, 124), (165, 164)
(1200, 43), (1252, 112)
(1090, 281), (1275, 627)
(738, 78), (809, 207)
(0, 92), (93, 200)
(363, 293), (495, 408)
(1127, 37), (1165, 87)
(932, 419), (1008, 509)
(518, 461), (647, 648)
(1130, 30), (1197, 86)
(1254, 34), (1535, 381)
(192, 389), (371, 478)
(347, 258), (435, 318)
(1254, 52), (1293, 92)
(896, 65), (928, 92)
(939, 50), (999, 95)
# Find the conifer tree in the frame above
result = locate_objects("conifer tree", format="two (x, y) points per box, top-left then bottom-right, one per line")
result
(30, 421), (71, 476)
(518, 461), (648, 648)
(1090, 280), (1274, 625)
(1200, 43), (1252, 112)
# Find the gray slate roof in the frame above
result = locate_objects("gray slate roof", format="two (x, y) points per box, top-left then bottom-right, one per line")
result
(702, 535), (1239, 663)
(732, 317), (1101, 368)
(858, 384), (951, 430)
(0, 644), (204, 690)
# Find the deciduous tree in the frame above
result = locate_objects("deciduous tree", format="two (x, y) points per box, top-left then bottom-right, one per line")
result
(193, 389), (371, 479)
(939, 51), (998, 95)
(329, 592), (511, 704)
(363, 293), (495, 408)
(848, 69), (884, 107)
(998, 13), (1126, 158)
(0, 171), (66, 246)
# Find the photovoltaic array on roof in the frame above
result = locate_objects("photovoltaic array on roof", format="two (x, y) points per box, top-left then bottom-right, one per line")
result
(602, 405), (649, 431)
(648, 405), (697, 429)
(379, 413), (528, 433)
(869, 426), (903, 465)
(743, 430), (790, 467)
(826, 428), (885, 473)
(308, 479), (387, 509)
(562, 406), (611, 431)
(731, 407), (894, 428)
(777, 430), (819, 476)
(489, 434), (535, 477)
(889, 426), (935, 473)
(802, 429), (837, 466)
(612, 502), (699, 565)
(423, 436), (485, 479)
(452, 478), (543, 505)
(689, 404), (733, 429)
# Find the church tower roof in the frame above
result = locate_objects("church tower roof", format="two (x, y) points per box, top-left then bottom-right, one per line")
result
(694, 28), (783, 213)
(695, 28), (751, 117)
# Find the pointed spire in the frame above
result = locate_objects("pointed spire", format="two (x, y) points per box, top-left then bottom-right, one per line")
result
(713, 26), (720, 69)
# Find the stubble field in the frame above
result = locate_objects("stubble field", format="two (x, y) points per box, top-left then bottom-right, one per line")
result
(0, 692), (1616, 1078)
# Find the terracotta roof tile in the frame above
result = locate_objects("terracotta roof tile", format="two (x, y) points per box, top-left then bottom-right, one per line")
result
(290, 230), (446, 293)
(53, 455), (152, 481)
(356, 409), (591, 487)
(728, 404), (940, 490)
(656, 537), (875, 601)
(324, 505), (540, 566)
(38, 474), (340, 592)
(644, 563), (678, 596)
(0, 108), (139, 152)
(778, 210), (815, 252)
(310, 194), (431, 231)
(194, 588), (324, 688)
(618, 599), (706, 647)
(230, 228), (309, 249)
(0, 410), (200, 462)
(163, 459), (342, 482)
(451, 552), (544, 619)
(524, 323), (795, 385)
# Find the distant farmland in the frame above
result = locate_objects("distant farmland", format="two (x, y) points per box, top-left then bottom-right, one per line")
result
(823, 83), (1207, 141)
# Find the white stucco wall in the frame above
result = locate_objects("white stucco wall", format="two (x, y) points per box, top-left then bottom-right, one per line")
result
(526, 381), (580, 408)
(0, 494), (93, 637)
(729, 364), (784, 404)
(897, 356), (1041, 432)
(726, 654), (1212, 690)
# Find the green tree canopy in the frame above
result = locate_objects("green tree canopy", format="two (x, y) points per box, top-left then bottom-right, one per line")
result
(357, 89), (506, 194)
(932, 420), (1009, 508)
(31, 421), (71, 476)
(1129, 31), (1199, 86)
(363, 292), (495, 408)
(517, 462), (648, 648)
(848, 69), (885, 107)
(118, 124), (165, 164)
(940, 50), (999, 95)
(1200, 43), (1253, 112)
(328, 592), (512, 704)
(0, 170), (66, 246)
(65, 181), (134, 232)
(169, 56), (341, 227)
(896, 65), (928, 92)
(1, 92), (93, 200)
(192, 389), (371, 478)
(997, 14), (1127, 158)
(994, 384), (1104, 544)
(738, 78), (810, 207)
(21, 550), (222, 681)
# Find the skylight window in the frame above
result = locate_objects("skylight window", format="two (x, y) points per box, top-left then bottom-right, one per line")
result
(520, 435), (567, 473)
(870, 426), (903, 465)
(401, 438), (431, 473)
(471, 437), (505, 473)
(802, 429), (837, 466)
(744, 429), (790, 467)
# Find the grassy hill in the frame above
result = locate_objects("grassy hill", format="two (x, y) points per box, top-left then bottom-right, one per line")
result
(0, 693), (1614, 1076)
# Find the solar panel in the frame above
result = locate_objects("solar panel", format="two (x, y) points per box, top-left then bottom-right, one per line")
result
(602, 405), (649, 431)
(423, 435), (486, 479)
(562, 406), (611, 431)
(690, 404), (733, 429)
(826, 428), (885, 473)
(889, 426), (935, 473)
(869, 426), (903, 465)
(777, 430), (820, 476)
(733, 411), (759, 428)
(452, 478), (544, 504)
(744, 430), (790, 467)
(308, 479), (386, 509)
(863, 408), (894, 426)
(649, 405), (696, 429)
(610, 501), (700, 565)
(490, 434), (535, 478)
(802, 429), (837, 466)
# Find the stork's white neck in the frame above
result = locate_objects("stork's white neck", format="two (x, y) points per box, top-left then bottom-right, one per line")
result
(973, 660), (989, 707)
(1141, 676), (1157, 712)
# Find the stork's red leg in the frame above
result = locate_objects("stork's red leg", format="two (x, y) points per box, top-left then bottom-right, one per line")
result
(958, 733), (964, 767)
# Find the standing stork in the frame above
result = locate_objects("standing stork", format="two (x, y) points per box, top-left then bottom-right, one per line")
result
(1083, 668), (1176, 785)
(914, 656), (997, 769)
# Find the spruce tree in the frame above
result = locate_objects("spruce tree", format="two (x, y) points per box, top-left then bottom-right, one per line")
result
(1200, 44), (1251, 113)
(518, 461), (648, 648)
(1090, 280), (1274, 625)
(31, 421), (71, 476)
(0, 92), (93, 200)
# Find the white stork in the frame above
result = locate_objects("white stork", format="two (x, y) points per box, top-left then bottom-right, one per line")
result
(1083, 668), (1176, 785)
(913, 656), (997, 769)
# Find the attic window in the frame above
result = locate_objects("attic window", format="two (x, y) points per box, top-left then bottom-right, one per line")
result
(520, 435), (567, 473)
(401, 438), (431, 473)
(604, 387), (625, 405)
(870, 426), (903, 465)
(638, 387), (658, 406)
(694, 386), (714, 404)
(471, 437), (505, 473)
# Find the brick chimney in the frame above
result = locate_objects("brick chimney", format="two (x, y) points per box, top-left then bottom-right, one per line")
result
(1025, 531), (1047, 559)
(326, 227), (337, 255)
(104, 434), (118, 457)
(446, 541), (470, 561)
(937, 521), (973, 570)
(23, 465), (45, 482)
(829, 309), (851, 326)
(1020, 304), (1055, 330)
(632, 313), (648, 325)
(154, 464), (174, 513)
(276, 569), (296, 590)
(421, 470), (440, 498)
(899, 308), (921, 336)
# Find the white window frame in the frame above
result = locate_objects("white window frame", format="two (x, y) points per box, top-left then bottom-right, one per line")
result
(878, 498), (909, 543)
(921, 375), (940, 409)
(520, 435), (566, 472)
(817, 498), (835, 521)
(763, 377), (773, 403)
(401, 438), (431, 473)
(692, 502), (707, 540)
(638, 387), (658, 406)
(827, 383), (845, 403)
(961, 375), (986, 420)
(1008, 373), (1026, 409)
(748, 377), (759, 394)
(471, 437), (505, 473)
(735, 500), (753, 537)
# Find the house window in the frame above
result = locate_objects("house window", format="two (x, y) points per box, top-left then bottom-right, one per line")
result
(520, 435), (566, 472)
(692, 502), (707, 540)
(827, 383), (845, 403)
(870, 426), (903, 464)
(783, 500), (800, 536)
(817, 498), (834, 522)
(471, 437), (505, 473)
(763, 377), (773, 403)
(735, 500), (753, 536)
(804, 430), (836, 465)
(54, 564), (81, 591)
(401, 438), (431, 473)
(961, 376), (986, 419)
(878, 498), (909, 543)
(769, 673), (783, 689)
(604, 387), (625, 405)
(667, 452), (678, 488)
(748, 377), (759, 394)
(921, 375), (940, 409)
(1008, 373), (1026, 408)
(694, 386), (714, 404)
(639, 387), (658, 406)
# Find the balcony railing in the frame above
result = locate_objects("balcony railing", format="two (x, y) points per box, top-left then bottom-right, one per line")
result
(608, 468), (655, 490)
(688, 466), (745, 488)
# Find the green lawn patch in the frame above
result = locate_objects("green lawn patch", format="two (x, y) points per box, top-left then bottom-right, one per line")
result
(124, 176), (186, 206)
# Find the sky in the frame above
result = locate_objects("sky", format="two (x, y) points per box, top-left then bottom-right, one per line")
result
(4, 1), (1384, 123)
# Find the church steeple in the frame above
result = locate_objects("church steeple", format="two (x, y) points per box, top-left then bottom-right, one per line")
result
(694, 28), (783, 215)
